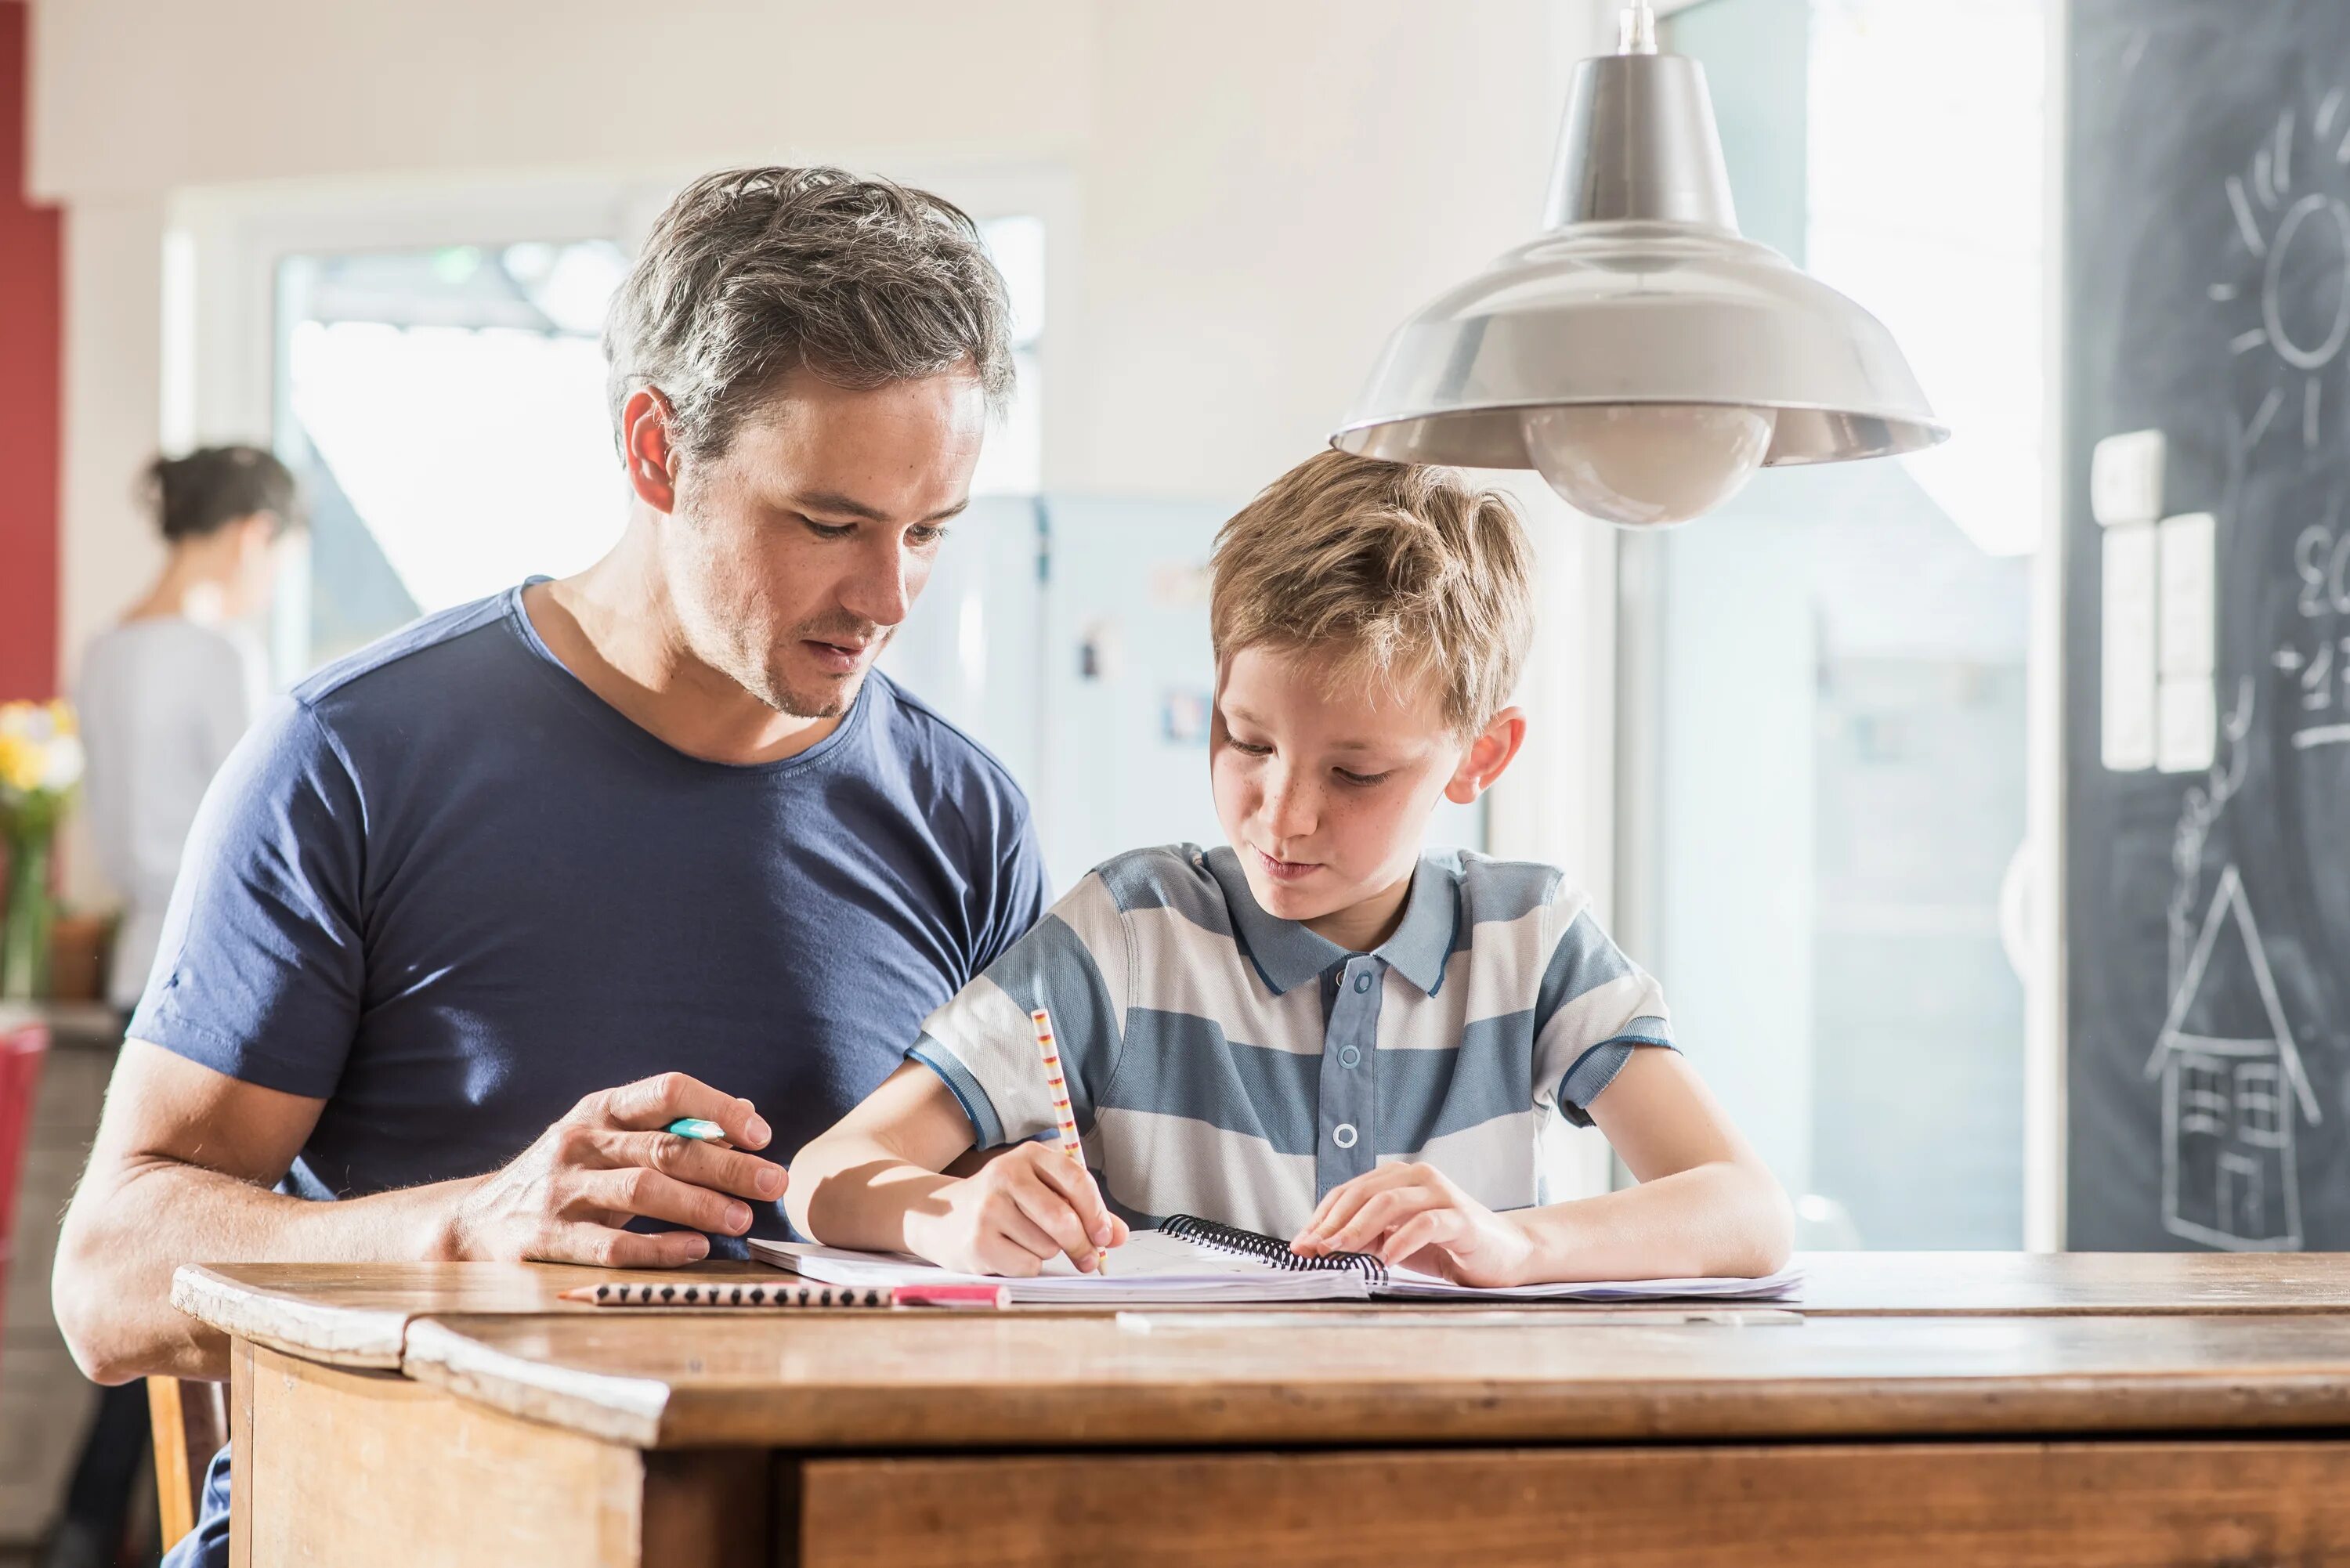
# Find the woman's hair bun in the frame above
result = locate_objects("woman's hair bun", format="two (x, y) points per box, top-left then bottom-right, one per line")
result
(140, 445), (300, 542)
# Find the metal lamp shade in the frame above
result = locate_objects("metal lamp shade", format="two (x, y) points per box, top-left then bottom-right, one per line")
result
(1333, 49), (1948, 470)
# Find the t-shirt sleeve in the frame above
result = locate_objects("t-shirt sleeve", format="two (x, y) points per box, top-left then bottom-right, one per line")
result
(908, 871), (1126, 1149)
(126, 696), (367, 1099)
(1529, 892), (1676, 1128)
(974, 803), (1053, 976)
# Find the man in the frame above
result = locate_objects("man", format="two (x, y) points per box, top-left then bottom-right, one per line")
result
(50, 168), (1047, 1563)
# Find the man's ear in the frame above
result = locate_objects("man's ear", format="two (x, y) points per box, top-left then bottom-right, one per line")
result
(621, 388), (681, 513)
(1444, 706), (1528, 804)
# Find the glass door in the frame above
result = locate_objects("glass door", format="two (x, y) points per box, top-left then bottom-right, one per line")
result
(268, 216), (1047, 680)
(1622, 0), (2051, 1248)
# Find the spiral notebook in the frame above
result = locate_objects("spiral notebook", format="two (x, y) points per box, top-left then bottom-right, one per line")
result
(751, 1215), (1805, 1305)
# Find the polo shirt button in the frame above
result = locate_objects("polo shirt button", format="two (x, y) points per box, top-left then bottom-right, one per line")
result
(1353, 972), (1372, 994)
(1339, 1045), (1361, 1068)
(1332, 1122), (1359, 1149)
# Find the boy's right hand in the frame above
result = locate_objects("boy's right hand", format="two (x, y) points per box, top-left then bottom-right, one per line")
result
(904, 1142), (1130, 1276)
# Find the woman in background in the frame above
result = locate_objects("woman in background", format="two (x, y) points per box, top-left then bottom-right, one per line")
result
(79, 446), (294, 1014)
(44, 446), (295, 1568)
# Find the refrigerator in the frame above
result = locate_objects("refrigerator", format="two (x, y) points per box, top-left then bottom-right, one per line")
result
(878, 494), (1486, 896)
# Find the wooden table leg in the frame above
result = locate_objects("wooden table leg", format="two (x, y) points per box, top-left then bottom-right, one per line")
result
(228, 1339), (252, 1568)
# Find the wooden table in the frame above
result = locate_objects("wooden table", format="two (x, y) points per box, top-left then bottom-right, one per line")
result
(175, 1253), (2350, 1567)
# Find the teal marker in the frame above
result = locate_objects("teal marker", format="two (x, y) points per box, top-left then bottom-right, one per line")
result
(665, 1117), (725, 1140)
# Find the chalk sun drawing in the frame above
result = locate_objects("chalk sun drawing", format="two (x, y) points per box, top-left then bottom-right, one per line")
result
(2219, 101), (2350, 453)
(2150, 82), (2350, 1252)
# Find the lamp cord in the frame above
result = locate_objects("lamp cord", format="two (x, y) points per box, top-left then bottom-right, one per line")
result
(1618, 1), (1659, 54)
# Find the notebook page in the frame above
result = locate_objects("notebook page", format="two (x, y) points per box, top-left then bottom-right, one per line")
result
(749, 1234), (1370, 1303)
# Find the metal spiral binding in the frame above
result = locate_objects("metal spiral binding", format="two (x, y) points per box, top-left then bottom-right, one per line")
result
(1161, 1214), (1390, 1288)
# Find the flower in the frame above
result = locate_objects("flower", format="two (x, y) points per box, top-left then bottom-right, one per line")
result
(40, 734), (84, 792)
(0, 699), (82, 803)
(0, 732), (36, 793)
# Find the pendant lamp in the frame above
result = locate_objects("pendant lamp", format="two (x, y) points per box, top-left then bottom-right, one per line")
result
(1332, 2), (1947, 527)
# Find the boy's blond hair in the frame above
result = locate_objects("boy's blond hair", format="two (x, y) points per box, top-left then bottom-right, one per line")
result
(1209, 450), (1535, 734)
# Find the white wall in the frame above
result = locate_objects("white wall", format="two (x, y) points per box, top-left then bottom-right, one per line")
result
(32, 0), (1609, 662)
(30, 0), (1622, 897)
(56, 200), (164, 706)
(32, 0), (1647, 1206)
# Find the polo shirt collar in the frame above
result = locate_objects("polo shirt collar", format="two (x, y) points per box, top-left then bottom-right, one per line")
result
(1205, 847), (1457, 998)
(1375, 857), (1459, 995)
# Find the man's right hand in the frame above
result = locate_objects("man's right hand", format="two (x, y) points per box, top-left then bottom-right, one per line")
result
(436, 1072), (788, 1266)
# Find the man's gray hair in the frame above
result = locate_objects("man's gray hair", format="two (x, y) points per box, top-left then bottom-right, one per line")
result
(604, 167), (1016, 461)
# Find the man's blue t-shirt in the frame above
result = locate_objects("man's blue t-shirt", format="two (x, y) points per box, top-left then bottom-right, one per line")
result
(128, 583), (1050, 1237)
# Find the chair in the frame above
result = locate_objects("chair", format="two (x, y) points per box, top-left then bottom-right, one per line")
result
(0, 1013), (50, 1337)
(148, 1377), (230, 1544)
(0, 1011), (220, 1543)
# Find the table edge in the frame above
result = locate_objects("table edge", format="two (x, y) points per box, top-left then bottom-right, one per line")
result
(393, 1310), (2350, 1453)
(403, 1317), (671, 1447)
(173, 1263), (409, 1370)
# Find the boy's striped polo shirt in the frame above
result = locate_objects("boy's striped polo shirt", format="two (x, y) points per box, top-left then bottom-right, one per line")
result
(909, 844), (1675, 1239)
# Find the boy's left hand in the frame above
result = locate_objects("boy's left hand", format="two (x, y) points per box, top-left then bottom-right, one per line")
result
(1291, 1163), (1536, 1288)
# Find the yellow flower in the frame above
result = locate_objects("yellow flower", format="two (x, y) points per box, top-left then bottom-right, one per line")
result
(47, 699), (75, 739)
(0, 733), (39, 793)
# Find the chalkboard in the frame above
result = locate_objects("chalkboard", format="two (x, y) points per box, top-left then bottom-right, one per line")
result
(2067, 0), (2350, 1249)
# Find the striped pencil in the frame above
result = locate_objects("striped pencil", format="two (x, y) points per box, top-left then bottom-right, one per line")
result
(1030, 1005), (1098, 1270)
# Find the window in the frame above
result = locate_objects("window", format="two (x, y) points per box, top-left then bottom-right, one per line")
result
(1632, 0), (2048, 1248)
(2234, 1060), (2287, 1147)
(277, 240), (632, 667)
(968, 215), (1045, 500)
(2178, 1059), (2229, 1137)
(273, 217), (1047, 675)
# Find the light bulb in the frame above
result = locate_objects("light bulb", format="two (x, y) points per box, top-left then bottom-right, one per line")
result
(1520, 403), (1777, 527)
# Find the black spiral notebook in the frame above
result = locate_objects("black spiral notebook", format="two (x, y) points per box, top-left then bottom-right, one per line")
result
(1158, 1213), (1390, 1286)
(753, 1219), (1805, 1304)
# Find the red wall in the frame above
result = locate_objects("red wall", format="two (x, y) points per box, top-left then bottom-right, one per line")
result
(0, 1), (60, 702)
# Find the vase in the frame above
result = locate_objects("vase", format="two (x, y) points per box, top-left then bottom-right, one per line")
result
(0, 829), (52, 1000)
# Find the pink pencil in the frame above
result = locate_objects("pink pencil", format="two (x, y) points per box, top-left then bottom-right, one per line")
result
(1030, 1005), (1100, 1271)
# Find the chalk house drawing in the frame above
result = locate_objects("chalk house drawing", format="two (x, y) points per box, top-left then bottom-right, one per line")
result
(2145, 865), (2320, 1249)
(2138, 85), (2350, 1252)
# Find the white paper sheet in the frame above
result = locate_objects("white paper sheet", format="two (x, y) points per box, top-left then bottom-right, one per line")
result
(2157, 676), (2217, 774)
(2157, 511), (2217, 678)
(2102, 522), (2159, 771)
(752, 1235), (1806, 1306)
(2091, 429), (2166, 526)
(752, 1233), (1370, 1303)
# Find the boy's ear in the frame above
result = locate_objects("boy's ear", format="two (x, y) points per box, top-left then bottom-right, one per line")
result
(1445, 706), (1528, 804)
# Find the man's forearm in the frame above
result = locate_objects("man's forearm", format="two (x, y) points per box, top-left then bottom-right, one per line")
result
(59, 1046), (782, 1383)
(54, 1156), (475, 1384)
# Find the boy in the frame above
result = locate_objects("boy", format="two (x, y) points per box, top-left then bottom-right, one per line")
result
(787, 452), (1792, 1285)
